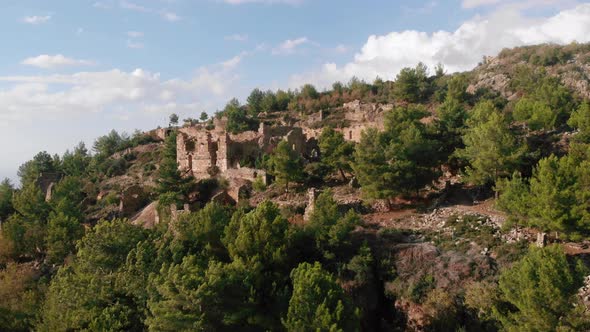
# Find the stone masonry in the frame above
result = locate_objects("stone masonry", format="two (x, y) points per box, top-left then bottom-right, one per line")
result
(177, 100), (389, 202)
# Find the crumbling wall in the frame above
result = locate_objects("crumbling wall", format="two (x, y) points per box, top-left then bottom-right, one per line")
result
(285, 128), (307, 154)
(176, 132), (193, 174)
(36, 172), (62, 201)
(303, 188), (320, 222)
(216, 133), (230, 173)
(177, 104), (388, 204)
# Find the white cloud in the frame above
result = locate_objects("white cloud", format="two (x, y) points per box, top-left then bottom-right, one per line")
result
(127, 31), (144, 38)
(272, 37), (309, 55)
(21, 55), (95, 69)
(0, 55), (243, 124)
(220, 52), (249, 70)
(76, 27), (84, 35)
(22, 15), (51, 25)
(462, 0), (503, 8)
(120, 1), (181, 21)
(225, 34), (249, 42)
(290, 3), (590, 88)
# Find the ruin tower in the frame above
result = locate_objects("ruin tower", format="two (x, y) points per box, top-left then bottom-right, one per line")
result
(216, 132), (230, 173)
(193, 131), (215, 179)
(303, 188), (320, 222)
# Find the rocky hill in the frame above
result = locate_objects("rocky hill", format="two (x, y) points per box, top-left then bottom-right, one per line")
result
(3, 43), (590, 331)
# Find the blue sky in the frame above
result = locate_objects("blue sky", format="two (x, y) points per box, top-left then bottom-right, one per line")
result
(0, 0), (589, 182)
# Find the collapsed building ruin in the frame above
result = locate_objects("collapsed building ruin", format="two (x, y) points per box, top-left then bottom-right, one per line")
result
(176, 100), (391, 201)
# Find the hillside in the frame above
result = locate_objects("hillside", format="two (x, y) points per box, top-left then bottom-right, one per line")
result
(2, 43), (590, 331)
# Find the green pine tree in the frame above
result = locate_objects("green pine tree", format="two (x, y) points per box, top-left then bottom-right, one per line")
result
(156, 131), (192, 207)
(284, 262), (359, 332)
(267, 141), (305, 192)
(319, 127), (354, 181)
(494, 245), (586, 332)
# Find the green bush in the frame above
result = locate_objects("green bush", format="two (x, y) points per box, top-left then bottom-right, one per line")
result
(252, 176), (267, 192)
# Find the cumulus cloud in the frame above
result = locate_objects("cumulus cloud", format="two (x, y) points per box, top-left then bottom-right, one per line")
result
(22, 15), (51, 25)
(290, 3), (590, 88)
(21, 55), (95, 69)
(0, 56), (242, 125)
(273, 37), (309, 55)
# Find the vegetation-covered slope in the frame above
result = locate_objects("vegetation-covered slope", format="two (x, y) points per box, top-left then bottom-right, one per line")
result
(2, 43), (590, 331)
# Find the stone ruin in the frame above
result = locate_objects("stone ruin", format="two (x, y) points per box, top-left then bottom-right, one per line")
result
(36, 172), (62, 202)
(176, 100), (391, 203)
(177, 118), (318, 201)
(301, 99), (390, 143)
(303, 188), (320, 222)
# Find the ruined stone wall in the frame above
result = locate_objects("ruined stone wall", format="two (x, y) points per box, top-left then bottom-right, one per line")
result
(176, 132), (193, 174)
(193, 131), (216, 179)
(225, 167), (266, 184)
(285, 128), (307, 154)
(147, 128), (170, 141)
(216, 133), (230, 173)
(300, 100), (390, 143)
(302, 123), (382, 143)
(177, 104), (388, 192)
(344, 99), (391, 123)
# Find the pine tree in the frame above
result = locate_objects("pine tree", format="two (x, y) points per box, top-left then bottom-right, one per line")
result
(0, 178), (14, 221)
(267, 141), (304, 192)
(494, 245), (586, 331)
(156, 131), (191, 206)
(457, 102), (524, 186)
(352, 128), (394, 199)
(45, 212), (84, 265)
(38, 219), (147, 331)
(247, 88), (264, 114)
(306, 190), (359, 260)
(284, 262), (359, 332)
(353, 105), (438, 199)
(436, 96), (467, 162)
(568, 101), (590, 143)
(318, 127), (354, 181)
